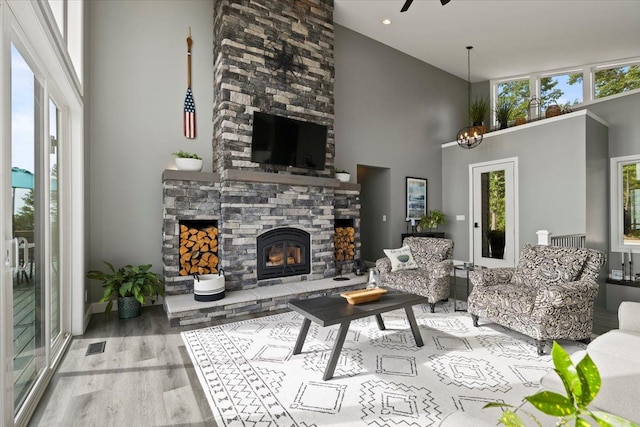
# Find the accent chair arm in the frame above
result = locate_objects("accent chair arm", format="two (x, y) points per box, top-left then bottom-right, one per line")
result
(534, 279), (599, 308)
(469, 268), (515, 288)
(428, 259), (454, 279)
(619, 301), (640, 333)
(375, 257), (392, 275)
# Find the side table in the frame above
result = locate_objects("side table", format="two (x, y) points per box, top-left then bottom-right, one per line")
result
(452, 263), (475, 312)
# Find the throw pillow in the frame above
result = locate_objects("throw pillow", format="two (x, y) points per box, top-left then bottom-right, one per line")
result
(384, 246), (419, 272)
(511, 244), (589, 288)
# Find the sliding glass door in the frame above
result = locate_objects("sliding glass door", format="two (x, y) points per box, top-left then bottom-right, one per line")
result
(10, 42), (46, 416)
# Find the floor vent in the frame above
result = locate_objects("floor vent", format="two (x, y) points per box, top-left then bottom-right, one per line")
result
(86, 341), (106, 356)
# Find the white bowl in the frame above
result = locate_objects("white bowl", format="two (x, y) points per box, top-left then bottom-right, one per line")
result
(335, 172), (350, 183)
(175, 158), (203, 171)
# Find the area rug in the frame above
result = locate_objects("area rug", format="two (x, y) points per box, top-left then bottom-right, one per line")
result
(181, 303), (586, 426)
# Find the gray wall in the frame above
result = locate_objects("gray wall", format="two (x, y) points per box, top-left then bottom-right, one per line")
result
(442, 113), (607, 262)
(583, 92), (640, 270)
(334, 25), (467, 253)
(86, 1), (214, 301)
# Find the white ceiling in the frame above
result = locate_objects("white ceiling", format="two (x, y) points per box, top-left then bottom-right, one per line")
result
(334, 0), (640, 83)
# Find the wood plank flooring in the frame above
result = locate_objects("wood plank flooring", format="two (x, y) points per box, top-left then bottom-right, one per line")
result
(29, 291), (620, 427)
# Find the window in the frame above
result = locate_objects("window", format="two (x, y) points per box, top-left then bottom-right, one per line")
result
(611, 155), (640, 252)
(491, 58), (640, 123)
(594, 63), (640, 99)
(496, 78), (530, 125)
(541, 72), (583, 109)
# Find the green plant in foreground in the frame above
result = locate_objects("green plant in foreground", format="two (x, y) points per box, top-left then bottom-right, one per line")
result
(86, 262), (164, 317)
(485, 341), (639, 427)
(172, 150), (202, 160)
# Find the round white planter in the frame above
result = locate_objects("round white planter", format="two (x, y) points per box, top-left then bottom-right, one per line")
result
(335, 173), (350, 183)
(175, 158), (203, 171)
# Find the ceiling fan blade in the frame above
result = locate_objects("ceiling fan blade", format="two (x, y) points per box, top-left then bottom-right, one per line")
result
(441, 0), (451, 4)
(400, 0), (413, 12)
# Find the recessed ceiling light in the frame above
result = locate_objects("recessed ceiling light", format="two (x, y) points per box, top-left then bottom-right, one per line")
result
(381, 19), (392, 25)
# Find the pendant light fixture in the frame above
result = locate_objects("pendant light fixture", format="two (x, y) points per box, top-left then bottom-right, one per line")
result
(456, 46), (483, 149)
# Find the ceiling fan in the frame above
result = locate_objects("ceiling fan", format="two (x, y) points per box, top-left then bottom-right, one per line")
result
(401, 0), (450, 12)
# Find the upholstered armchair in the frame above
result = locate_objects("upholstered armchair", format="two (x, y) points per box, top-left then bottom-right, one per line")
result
(467, 244), (606, 355)
(375, 237), (454, 313)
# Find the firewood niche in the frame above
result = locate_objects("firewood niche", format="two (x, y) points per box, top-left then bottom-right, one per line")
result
(334, 219), (355, 262)
(178, 220), (219, 276)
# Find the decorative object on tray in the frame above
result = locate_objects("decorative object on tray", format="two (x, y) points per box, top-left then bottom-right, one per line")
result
(340, 287), (387, 305)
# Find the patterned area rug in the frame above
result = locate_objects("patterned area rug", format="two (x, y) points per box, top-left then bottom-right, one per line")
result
(182, 303), (585, 426)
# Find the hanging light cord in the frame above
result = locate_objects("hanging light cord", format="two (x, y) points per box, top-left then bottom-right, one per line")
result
(466, 46), (472, 126)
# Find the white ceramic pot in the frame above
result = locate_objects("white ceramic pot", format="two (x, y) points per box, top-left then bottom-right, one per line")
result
(335, 172), (350, 183)
(175, 158), (203, 171)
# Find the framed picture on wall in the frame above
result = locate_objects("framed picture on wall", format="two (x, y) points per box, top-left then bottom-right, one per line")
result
(406, 177), (427, 220)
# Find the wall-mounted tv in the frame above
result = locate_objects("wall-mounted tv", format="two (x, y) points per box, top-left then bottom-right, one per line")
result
(251, 111), (327, 170)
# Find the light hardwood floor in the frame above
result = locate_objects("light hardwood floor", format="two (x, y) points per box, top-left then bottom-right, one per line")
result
(29, 293), (619, 427)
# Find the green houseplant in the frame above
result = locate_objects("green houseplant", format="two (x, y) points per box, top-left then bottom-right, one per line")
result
(494, 98), (516, 130)
(86, 262), (164, 319)
(420, 209), (446, 231)
(470, 96), (490, 133)
(172, 150), (203, 171)
(485, 342), (639, 427)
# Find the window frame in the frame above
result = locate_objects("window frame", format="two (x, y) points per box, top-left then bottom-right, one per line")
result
(610, 154), (640, 253)
(490, 58), (640, 126)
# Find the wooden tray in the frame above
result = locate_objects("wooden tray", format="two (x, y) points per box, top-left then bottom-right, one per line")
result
(340, 287), (388, 305)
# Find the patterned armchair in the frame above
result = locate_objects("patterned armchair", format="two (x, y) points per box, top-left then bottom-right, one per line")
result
(467, 244), (606, 355)
(375, 237), (454, 313)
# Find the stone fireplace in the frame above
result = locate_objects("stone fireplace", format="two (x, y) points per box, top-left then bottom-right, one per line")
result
(161, 0), (363, 325)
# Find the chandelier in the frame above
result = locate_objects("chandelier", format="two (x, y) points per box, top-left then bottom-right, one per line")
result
(456, 46), (483, 149)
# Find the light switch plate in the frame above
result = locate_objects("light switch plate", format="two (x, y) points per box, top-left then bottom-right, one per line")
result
(456, 215), (465, 221)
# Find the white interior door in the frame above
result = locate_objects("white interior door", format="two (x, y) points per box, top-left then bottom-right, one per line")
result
(470, 158), (518, 268)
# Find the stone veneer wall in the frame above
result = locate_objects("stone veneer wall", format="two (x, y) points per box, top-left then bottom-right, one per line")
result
(212, 0), (335, 174)
(162, 170), (221, 295)
(163, 169), (361, 295)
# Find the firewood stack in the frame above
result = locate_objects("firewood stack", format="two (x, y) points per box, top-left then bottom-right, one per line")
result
(334, 226), (355, 261)
(179, 225), (219, 276)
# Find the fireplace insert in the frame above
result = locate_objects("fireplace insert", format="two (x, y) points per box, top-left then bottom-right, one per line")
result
(257, 227), (310, 280)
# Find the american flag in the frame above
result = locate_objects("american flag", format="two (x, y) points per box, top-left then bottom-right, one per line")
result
(184, 87), (196, 139)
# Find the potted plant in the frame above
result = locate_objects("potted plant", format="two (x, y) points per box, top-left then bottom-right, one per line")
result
(333, 167), (351, 183)
(494, 98), (516, 130)
(420, 209), (446, 231)
(86, 262), (164, 319)
(469, 96), (489, 135)
(173, 150), (203, 171)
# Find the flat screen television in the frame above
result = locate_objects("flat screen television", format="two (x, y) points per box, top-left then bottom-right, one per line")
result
(251, 111), (327, 170)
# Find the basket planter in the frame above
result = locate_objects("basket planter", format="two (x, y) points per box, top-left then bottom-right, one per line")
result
(118, 296), (142, 319)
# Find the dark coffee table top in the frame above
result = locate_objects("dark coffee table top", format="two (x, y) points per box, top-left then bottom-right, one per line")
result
(288, 288), (428, 327)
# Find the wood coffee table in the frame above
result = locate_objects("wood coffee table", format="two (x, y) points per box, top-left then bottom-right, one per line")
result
(288, 289), (428, 380)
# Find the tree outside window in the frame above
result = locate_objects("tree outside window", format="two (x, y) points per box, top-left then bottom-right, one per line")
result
(623, 163), (640, 244)
(595, 64), (640, 99)
(497, 79), (529, 123)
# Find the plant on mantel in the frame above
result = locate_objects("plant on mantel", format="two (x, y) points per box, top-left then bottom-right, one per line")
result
(484, 342), (639, 427)
(172, 150), (203, 171)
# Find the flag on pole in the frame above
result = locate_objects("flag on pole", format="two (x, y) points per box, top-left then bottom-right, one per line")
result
(184, 28), (196, 139)
(184, 88), (196, 138)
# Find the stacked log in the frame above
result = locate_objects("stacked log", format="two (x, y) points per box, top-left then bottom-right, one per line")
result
(179, 225), (218, 275)
(334, 226), (355, 261)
